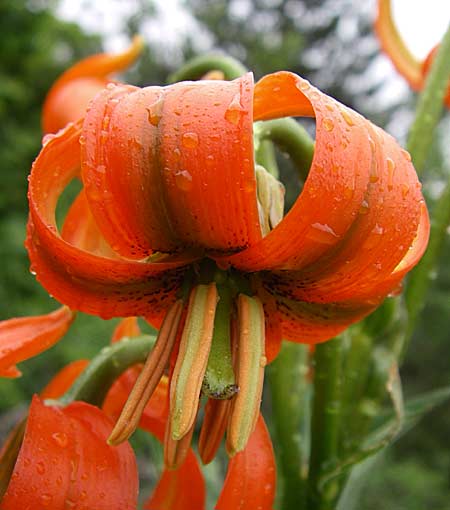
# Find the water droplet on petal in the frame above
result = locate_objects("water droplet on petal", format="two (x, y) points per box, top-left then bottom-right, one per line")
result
(340, 108), (355, 126)
(307, 223), (340, 244)
(359, 199), (369, 214)
(175, 170), (193, 191)
(322, 118), (334, 132)
(224, 93), (244, 125)
(40, 494), (53, 506)
(52, 431), (68, 448)
(387, 157), (396, 190)
(36, 461), (45, 474)
(181, 132), (199, 148)
(401, 183), (410, 198)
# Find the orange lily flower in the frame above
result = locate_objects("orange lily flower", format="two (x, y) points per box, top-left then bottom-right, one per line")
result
(375, 0), (450, 106)
(42, 36), (143, 134)
(25, 58), (428, 462)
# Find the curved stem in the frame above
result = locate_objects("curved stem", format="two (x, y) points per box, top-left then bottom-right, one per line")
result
(407, 22), (450, 175)
(267, 342), (309, 510)
(58, 335), (155, 407)
(405, 179), (450, 341)
(255, 118), (314, 182)
(307, 336), (344, 510)
(168, 54), (247, 83)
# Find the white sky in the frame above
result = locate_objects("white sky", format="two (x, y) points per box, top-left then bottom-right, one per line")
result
(57, 0), (450, 59)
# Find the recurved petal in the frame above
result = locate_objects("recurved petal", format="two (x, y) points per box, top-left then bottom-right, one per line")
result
(0, 307), (74, 375)
(42, 36), (144, 134)
(27, 121), (190, 320)
(274, 295), (376, 345)
(222, 72), (426, 308)
(81, 74), (261, 258)
(374, 0), (423, 91)
(0, 396), (138, 510)
(216, 414), (276, 510)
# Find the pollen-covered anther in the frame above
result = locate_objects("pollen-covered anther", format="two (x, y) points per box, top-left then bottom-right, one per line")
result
(255, 164), (285, 236)
(108, 300), (183, 446)
(226, 293), (266, 457)
(170, 283), (219, 441)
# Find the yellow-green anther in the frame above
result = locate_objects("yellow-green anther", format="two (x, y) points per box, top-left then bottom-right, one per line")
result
(227, 294), (266, 456)
(170, 283), (218, 440)
(256, 164), (285, 236)
(202, 284), (238, 399)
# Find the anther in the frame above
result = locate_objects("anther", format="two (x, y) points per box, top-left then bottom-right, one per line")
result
(108, 300), (183, 445)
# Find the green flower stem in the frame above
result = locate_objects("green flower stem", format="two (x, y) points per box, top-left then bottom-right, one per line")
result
(267, 342), (309, 510)
(405, 179), (450, 341)
(307, 336), (344, 510)
(255, 139), (280, 178)
(255, 118), (315, 182)
(168, 54), (246, 83)
(407, 22), (450, 175)
(58, 335), (156, 407)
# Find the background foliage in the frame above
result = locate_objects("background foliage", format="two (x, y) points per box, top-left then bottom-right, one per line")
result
(0, 0), (448, 508)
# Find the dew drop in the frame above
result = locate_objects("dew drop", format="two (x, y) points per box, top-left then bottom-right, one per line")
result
(401, 149), (412, 162)
(372, 223), (384, 235)
(322, 118), (334, 132)
(40, 494), (53, 506)
(52, 431), (68, 448)
(387, 157), (396, 190)
(36, 461), (45, 474)
(42, 133), (55, 146)
(224, 94), (244, 125)
(181, 132), (199, 148)
(307, 223), (340, 244)
(401, 183), (410, 198)
(175, 170), (193, 191)
(297, 80), (310, 91)
(340, 108), (355, 126)
(359, 200), (369, 214)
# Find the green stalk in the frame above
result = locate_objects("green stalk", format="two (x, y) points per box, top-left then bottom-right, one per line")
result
(58, 335), (155, 407)
(307, 336), (344, 510)
(405, 179), (450, 341)
(267, 342), (309, 510)
(255, 118), (315, 182)
(168, 54), (246, 82)
(407, 22), (450, 175)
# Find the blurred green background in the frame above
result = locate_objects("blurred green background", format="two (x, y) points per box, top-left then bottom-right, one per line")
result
(0, 0), (449, 508)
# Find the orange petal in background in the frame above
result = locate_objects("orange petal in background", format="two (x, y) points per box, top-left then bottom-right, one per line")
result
(42, 36), (144, 134)
(40, 359), (89, 400)
(0, 307), (74, 376)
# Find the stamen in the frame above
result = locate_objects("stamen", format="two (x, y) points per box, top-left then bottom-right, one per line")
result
(164, 408), (197, 470)
(198, 398), (232, 464)
(108, 300), (183, 445)
(227, 294), (266, 456)
(256, 164), (285, 235)
(170, 283), (218, 440)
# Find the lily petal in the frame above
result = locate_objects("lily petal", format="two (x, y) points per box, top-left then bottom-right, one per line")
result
(0, 396), (138, 510)
(221, 73), (426, 306)
(0, 307), (74, 375)
(43, 36), (144, 134)
(81, 74), (261, 258)
(374, 0), (423, 91)
(216, 414), (276, 510)
(26, 121), (190, 319)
